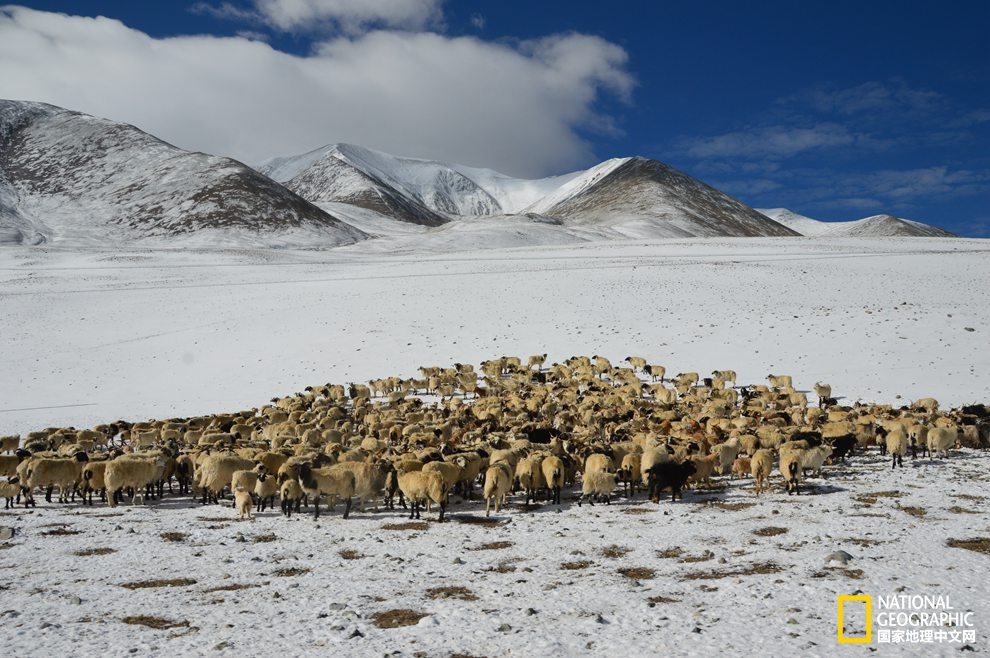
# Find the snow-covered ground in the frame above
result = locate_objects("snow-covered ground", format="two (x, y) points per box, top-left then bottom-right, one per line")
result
(1, 235), (990, 656)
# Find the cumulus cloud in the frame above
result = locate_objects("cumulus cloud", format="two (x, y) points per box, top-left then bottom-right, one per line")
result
(193, 0), (443, 34)
(0, 6), (633, 177)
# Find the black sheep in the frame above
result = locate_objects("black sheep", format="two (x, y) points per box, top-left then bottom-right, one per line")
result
(646, 460), (697, 503)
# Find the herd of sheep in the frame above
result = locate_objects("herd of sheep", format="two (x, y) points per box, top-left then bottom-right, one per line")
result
(2, 354), (989, 521)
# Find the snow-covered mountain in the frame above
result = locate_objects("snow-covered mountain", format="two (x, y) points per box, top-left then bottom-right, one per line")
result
(759, 208), (955, 237)
(259, 145), (797, 238)
(0, 101), (367, 247)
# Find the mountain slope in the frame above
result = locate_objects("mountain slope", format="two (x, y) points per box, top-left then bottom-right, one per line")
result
(527, 157), (799, 237)
(760, 208), (955, 237)
(0, 100), (367, 246)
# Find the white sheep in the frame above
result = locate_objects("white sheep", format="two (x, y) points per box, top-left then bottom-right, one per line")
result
(928, 426), (957, 459)
(710, 439), (741, 475)
(296, 463), (356, 519)
(398, 469), (448, 521)
(624, 356), (648, 372)
(254, 471), (280, 512)
(767, 373), (793, 389)
(0, 477), (24, 509)
(514, 454), (545, 504)
(778, 450), (802, 495)
(886, 427), (909, 468)
(279, 478), (304, 517)
(578, 471), (618, 506)
(751, 449), (773, 495)
(105, 455), (166, 507)
(197, 453), (255, 504)
(540, 455), (565, 505)
(0, 435), (20, 453)
(483, 461), (512, 516)
(26, 452), (89, 503)
(644, 364), (666, 382)
(528, 353), (548, 370)
(798, 444), (832, 477)
(814, 382), (832, 405)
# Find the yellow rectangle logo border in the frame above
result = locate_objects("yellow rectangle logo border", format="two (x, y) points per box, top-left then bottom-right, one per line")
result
(838, 595), (873, 644)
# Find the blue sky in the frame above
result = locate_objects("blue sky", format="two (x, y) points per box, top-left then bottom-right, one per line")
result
(1, 1), (987, 235)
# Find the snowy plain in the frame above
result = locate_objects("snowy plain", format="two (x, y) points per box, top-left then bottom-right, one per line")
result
(1, 234), (990, 657)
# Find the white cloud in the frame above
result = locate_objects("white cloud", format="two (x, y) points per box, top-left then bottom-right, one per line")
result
(678, 123), (858, 159)
(253, 0), (443, 34)
(0, 6), (633, 177)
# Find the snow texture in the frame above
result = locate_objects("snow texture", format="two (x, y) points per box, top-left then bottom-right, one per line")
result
(1, 236), (989, 657)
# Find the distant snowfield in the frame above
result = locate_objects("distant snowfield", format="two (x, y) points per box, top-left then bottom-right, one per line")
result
(1, 236), (988, 435)
(2, 236), (990, 656)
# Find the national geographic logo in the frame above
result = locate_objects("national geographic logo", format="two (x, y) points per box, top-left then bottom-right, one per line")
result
(838, 594), (977, 645)
(837, 595), (872, 644)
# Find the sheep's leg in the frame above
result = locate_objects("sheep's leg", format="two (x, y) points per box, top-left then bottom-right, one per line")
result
(438, 499), (446, 522)
(45, 485), (54, 503)
(342, 497), (351, 520)
(313, 498), (321, 520)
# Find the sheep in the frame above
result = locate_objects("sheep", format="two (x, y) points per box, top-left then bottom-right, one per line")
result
(0, 477), (25, 509)
(825, 434), (857, 464)
(730, 457), (751, 480)
(230, 466), (263, 502)
(646, 460), (696, 502)
(0, 435), (20, 453)
(636, 364), (662, 383)
(296, 463), (355, 519)
(751, 449), (773, 495)
(624, 356), (648, 372)
(81, 459), (109, 505)
(814, 382), (832, 406)
(234, 487), (253, 520)
(583, 453), (615, 477)
(710, 439), (741, 475)
(26, 452), (89, 503)
(331, 459), (394, 511)
(541, 455), (565, 505)
(578, 471), (618, 506)
(483, 461), (512, 516)
(398, 469), (448, 521)
(928, 426), (957, 459)
(799, 444), (833, 477)
(105, 455), (166, 507)
(712, 369), (737, 385)
(279, 478), (304, 518)
(913, 397), (940, 413)
(686, 453), (719, 489)
(197, 453), (255, 504)
(422, 457), (465, 505)
(767, 374), (793, 389)
(528, 353), (548, 370)
(514, 454), (545, 505)
(254, 470), (279, 512)
(617, 452), (641, 497)
(778, 450), (802, 495)
(886, 428), (909, 468)
(674, 372), (699, 388)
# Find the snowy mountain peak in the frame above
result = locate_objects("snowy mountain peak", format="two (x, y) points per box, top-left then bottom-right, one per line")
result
(0, 100), (367, 247)
(759, 208), (955, 237)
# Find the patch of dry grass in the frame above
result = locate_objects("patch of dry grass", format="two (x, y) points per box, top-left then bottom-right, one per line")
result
(601, 545), (632, 559)
(947, 506), (979, 515)
(272, 567), (310, 577)
(647, 595), (681, 605)
(705, 501), (756, 511)
(339, 549), (364, 560)
(621, 507), (653, 515)
(202, 583), (259, 593)
(753, 526), (789, 537)
(426, 586), (477, 601)
(560, 560), (594, 570)
(382, 522), (430, 531)
(372, 609), (428, 629)
(656, 547), (684, 559)
(451, 515), (502, 528)
(121, 578), (197, 590)
(947, 538), (990, 555)
(74, 547), (116, 556)
(41, 526), (80, 536)
(900, 506), (927, 518)
(681, 562), (784, 580)
(471, 541), (514, 551)
(618, 567), (656, 580)
(160, 532), (189, 542)
(122, 615), (189, 630)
